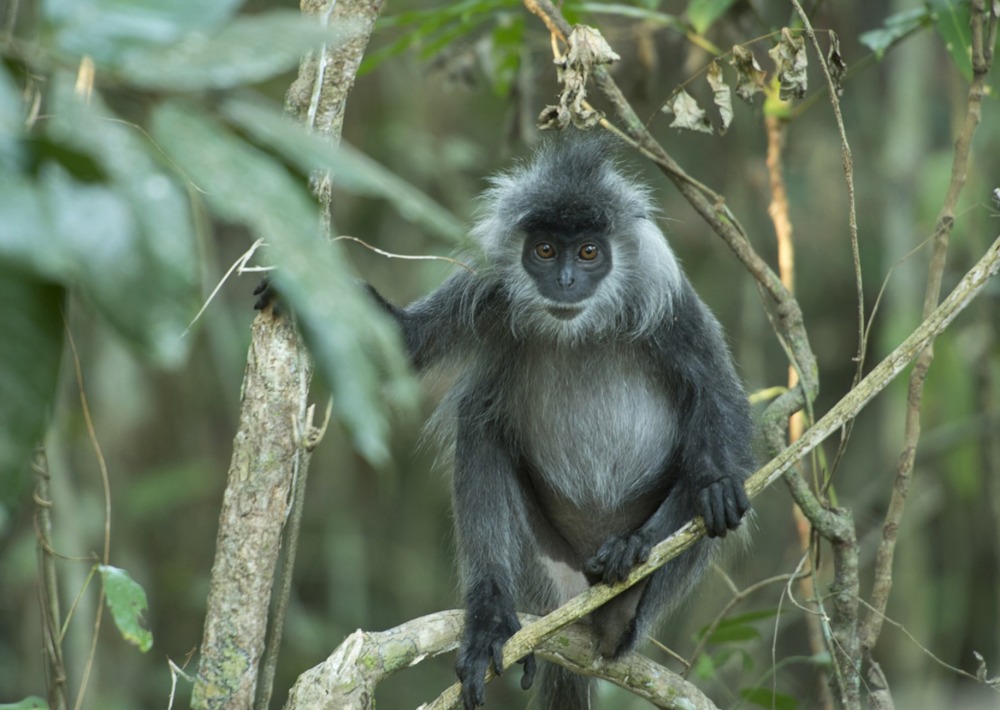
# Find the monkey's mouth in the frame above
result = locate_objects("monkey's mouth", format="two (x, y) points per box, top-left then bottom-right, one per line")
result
(546, 305), (583, 320)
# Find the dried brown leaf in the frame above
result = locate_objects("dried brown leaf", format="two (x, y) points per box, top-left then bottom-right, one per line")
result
(539, 24), (620, 130)
(662, 89), (712, 134)
(729, 45), (766, 102)
(827, 30), (847, 96)
(768, 28), (808, 100)
(707, 61), (733, 134)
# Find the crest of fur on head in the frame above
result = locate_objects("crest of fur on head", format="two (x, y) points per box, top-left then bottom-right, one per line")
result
(470, 129), (682, 343)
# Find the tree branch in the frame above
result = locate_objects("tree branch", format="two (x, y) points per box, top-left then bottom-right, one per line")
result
(284, 611), (719, 710)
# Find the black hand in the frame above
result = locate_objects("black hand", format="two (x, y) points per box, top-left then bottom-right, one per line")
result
(252, 277), (280, 313)
(698, 477), (750, 538)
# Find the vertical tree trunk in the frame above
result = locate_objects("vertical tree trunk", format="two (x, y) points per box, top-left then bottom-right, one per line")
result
(192, 2), (383, 707)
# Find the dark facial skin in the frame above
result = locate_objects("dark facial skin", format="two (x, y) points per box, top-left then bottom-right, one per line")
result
(520, 232), (612, 313)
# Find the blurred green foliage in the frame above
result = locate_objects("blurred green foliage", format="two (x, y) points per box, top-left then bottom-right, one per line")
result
(1, 0), (998, 709)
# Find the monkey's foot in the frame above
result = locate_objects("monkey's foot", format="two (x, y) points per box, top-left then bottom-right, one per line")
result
(584, 532), (652, 584)
(455, 601), (534, 709)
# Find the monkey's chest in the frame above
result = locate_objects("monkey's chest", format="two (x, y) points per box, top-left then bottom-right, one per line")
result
(511, 351), (677, 510)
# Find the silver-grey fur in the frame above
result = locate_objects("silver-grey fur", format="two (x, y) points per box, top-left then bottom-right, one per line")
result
(371, 130), (753, 710)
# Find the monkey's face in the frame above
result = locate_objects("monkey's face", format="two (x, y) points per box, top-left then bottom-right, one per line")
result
(520, 231), (613, 320)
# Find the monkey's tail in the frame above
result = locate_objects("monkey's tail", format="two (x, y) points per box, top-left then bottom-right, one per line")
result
(535, 662), (591, 710)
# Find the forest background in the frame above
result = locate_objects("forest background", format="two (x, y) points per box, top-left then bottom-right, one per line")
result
(0, 0), (999, 709)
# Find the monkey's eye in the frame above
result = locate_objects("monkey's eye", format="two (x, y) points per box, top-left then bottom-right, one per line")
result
(578, 244), (599, 261)
(534, 242), (556, 259)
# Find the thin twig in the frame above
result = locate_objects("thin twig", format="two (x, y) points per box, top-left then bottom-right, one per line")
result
(64, 322), (112, 710)
(333, 235), (477, 273)
(860, 0), (998, 653)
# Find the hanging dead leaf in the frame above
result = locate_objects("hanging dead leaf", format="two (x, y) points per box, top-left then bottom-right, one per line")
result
(768, 28), (808, 100)
(729, 45), (766, 102)
(538, 24), (620, 130)
(706, 61), (733, 134)
(662, 89), (712, 134)
(827, 30), (847, 96)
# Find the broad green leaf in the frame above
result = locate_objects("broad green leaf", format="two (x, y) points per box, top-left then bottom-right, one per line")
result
(688, 0), (739, 35)
(99, 565), (153, 652)
(741, 687), (799, 710)
(221, 98), (466, 243)
(0, 67), (25, 170)
(0, 159), (189, 366)
(151, 102), (414, 463)
(705, 623), (761, 643)
(931, 0), (973, 81)
(859, 7), (933, 58)
(0, 264), (64, 507)
(695, 608), (783, 644)
(692, 652), (715, 679)
(0, 698), (49, 709)
(117, 11), (359, 91)
(490, 15), (525, 96)
(42, 0), (242, 64)
(46, 75), (198, 365)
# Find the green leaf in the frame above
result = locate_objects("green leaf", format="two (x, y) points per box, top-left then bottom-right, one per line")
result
(0, 264), (64, 508)
(99, 565), (153, 652)
(687, 0), (739, 35)
(221, 97), (466, 243)
(151, 102), (415, 463)
(693, 652), (715, 679)
(930, 0), (973, 81)
(695, 608), (782, 644)
(0, 67), (25, 171)
(45, 75), (198, 365)
(0, 161), (191, 367)
(117, 11), (360, 91)
(741, 687), (799, 710)
(42, 0), (242, 64)
(859, 7), (933, 58)
(0, 697), (50, 710)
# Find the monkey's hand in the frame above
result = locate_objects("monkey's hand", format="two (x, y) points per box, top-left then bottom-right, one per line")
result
(584, 532), (652, 584)
(252, 277), (282, 314)
(455, 589), (536, 709)
(697, 476), (750, 538)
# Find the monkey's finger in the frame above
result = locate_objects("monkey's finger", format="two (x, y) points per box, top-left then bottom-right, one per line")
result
(490, 639), (506, 675)
(722, 484), (749, 529)
(519, 653), (537, 690)
(460, 678), (485, 710)
(703, 486), (729, 538)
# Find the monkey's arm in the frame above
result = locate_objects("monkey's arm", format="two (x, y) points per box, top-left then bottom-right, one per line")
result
(369, 271), (496, 372)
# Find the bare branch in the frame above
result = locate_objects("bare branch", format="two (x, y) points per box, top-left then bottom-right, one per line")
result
(283, 611), (719, 710)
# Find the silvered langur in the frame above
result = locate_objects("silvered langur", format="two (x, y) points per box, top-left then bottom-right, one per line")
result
(371, 131), (754, 710)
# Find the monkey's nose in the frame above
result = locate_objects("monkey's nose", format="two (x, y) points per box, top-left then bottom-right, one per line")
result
(557, 268), (575, 288)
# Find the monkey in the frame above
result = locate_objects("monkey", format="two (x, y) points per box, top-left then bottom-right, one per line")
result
(370, 130), (753, 709)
